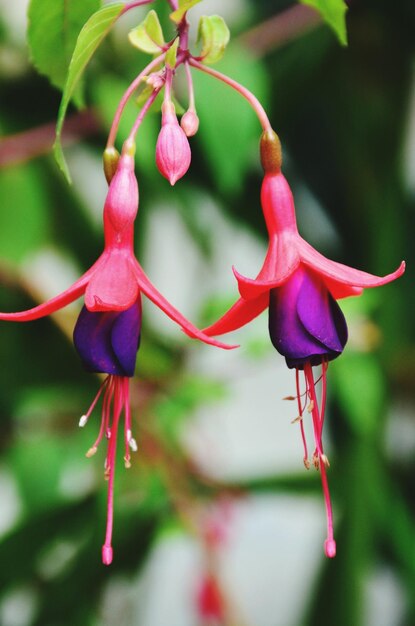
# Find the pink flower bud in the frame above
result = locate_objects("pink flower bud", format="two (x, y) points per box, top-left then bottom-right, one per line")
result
(156, 102), (191, 185)
(181, 109), (199, 137)
(104, 142), (138, 233)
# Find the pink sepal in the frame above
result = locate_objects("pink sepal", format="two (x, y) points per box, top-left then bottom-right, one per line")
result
(132, 260), (236, 350)
(203, 293), (269, 337)
(85, 251), (139, 312)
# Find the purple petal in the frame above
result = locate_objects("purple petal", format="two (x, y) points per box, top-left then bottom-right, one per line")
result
(73, 300), (141, 377)
(268, 267), (347, 369)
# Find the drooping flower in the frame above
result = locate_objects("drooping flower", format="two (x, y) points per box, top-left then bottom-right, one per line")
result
(0, 140), (233, 564)
(203, 131), (405, 557)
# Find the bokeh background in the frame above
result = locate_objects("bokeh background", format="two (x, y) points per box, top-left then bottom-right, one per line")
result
(0, 0), (414, 625)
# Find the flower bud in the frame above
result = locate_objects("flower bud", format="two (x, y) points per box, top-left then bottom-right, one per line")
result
(103, 147), (120, 184)
(260, 129), (282, 173)
(104, 145), (138, 232)
(156, 101), (191, 185)
(180, 109), (199, 137)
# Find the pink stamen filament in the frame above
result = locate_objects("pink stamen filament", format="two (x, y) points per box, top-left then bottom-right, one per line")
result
(80, 377), (109, 426)
(106, 53), (166, 149)
(81, 376), (136, 565)
(102, 378), (124, 565)
(295, 368), (309, 466)
(303, 363), (335, 557)
(189, 58), (272, 132)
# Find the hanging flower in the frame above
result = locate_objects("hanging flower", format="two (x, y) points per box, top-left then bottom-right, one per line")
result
(0, 141), (233, 564)
(203, 131), (405, 558)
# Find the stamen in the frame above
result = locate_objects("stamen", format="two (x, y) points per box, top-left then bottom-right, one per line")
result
(79, 375), (136, 565)
(304, 362), (336, 558)
(295, 369), (309, 467)
(79, 377), (109, 428)
(102, 377), (124, 566)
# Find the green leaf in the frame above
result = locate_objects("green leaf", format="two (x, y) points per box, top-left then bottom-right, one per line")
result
(166, 37), (179, 69)
(197, 15), (230, 64)
(128, 9), (165, 54)
(53, 2), (125, 183)
(170, 0), (202, 24)
(300, 0), (348, 46)
(27, 0), (100, 103)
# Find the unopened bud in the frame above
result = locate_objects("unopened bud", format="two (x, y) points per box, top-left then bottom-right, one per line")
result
(181, 109), (199, 137)
(103, 147), (120, 184)
(156, 101), (191, 185)
(260, 129), (282, 173)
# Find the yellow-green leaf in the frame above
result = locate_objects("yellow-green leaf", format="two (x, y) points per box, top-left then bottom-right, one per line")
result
(197, 15), (230, 64)
(53, 2), (124, 182)
(170, 0), (202, 24)
(128, 10), (165, 54)
(166, 37), (179, 69)
(300, 0), (348, 46)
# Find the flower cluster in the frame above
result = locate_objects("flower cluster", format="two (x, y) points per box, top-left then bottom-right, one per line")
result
(0, 0), (405, 565)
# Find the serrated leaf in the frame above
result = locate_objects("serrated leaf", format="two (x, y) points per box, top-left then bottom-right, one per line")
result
(197, 15), (230, 64)
(27, 0), (100, 104)
(166, 37), (179, 69)
(170, 0), (202, 24)
(53, 2), (124, 182)
(300, 0), (348, 46)
(128, 10), (165, 55)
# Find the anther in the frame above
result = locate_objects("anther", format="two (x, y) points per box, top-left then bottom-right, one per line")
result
(124, 456), (131, 469)
(291, 415), (302, 424)
(79, 415), (88, 428)
(321, 454), (330, 468)
(86, 446), (97, 458)
(303, 458), (311, 470)
(307, 401), (314, 413)
(283, 395), (296, 401)
(129, 437), (138, 452)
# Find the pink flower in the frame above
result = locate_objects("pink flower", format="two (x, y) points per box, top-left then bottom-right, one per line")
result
(204, 140), (404, 557)
(0, 143), (233, 564)
(0, 146), (230, 349)
(156, 101), (191, 185)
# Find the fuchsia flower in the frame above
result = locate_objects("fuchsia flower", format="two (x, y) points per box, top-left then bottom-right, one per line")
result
(204, 132), (405, 558)
(0, 141), (232, 564)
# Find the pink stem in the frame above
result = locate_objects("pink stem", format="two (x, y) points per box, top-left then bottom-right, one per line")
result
(106, 53), (166, 149)
(121, 0), (154, 16)
(189, 58), (272, 132)
(184, 61), (196, 110)
(127, 87), (161, 144)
